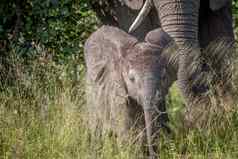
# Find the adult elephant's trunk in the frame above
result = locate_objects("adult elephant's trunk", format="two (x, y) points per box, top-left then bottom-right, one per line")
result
(156, 0), (200, 45)
(157, 0), (201, 102)
(129, 0), (200, 45)
(157, 0), (201, 101)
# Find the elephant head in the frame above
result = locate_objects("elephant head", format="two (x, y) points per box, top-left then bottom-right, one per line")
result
(121, 28), (176, 158)
(129, 0), (230, 103)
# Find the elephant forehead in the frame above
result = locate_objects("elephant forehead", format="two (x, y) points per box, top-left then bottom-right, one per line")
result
(127, 53), (162, 72)
(126, 44), (163, 70)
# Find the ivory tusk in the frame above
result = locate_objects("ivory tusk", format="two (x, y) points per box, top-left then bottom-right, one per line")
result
(128, 0), (153, 33)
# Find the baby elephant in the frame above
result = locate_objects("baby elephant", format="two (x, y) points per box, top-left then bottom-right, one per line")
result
(84, 25), (177, 158)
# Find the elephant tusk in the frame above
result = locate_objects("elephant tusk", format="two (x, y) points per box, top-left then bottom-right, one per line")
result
(128, 0), (153, 33)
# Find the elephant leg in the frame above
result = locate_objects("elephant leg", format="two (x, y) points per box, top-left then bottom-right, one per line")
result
(199, 2), (234, 95)
(183, 4), (235, 129)
(199, 3), (235, 103)
(178, 45), (213, 129)
(199, 3), (234, 47)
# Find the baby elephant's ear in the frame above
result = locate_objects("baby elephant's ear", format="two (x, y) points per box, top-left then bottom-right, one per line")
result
(145, 28), (172, 48)
(145, 28), (178, 70)
(99, 26), (138, 58)
(84, 25), (138, 83)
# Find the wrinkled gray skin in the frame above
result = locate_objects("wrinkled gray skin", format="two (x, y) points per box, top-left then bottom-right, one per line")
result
(90, 0), (234, 86)
(89, 1), (234, 158)
(128, 0), (234, 156)
(90, 0), (234, 46)
(129, 0), (234, 102)
(84, 26), (176, 158)
(90, 0), (234, 110)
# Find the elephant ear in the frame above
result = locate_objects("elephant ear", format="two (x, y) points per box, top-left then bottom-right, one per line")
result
(145, 28), (178, 74)
(145, 28), (172, 48)
(101, 26), (138, 58)
(209, 0), (229, 11)
(84, 25), (138, 82)
(123, 0), (144, 10)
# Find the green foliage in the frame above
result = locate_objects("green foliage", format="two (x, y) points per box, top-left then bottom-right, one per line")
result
(1, 46), (238, 159)
(0, 0), (237, 60)
(233, 1), (238, 19)
(233, 1), (238, 38)
(0, 0), (98, 59)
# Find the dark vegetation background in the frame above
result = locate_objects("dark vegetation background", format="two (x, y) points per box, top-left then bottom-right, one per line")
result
(0, 0), (97, 60)
(0, 0), (237, 62)
(0, 0), (238, 158)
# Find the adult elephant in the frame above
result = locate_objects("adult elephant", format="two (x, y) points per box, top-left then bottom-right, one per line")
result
(90, 0), (234, 99)
(129, 0), (234, 101)
(90, 0), (234, 46)
(129, 0), (234, 46)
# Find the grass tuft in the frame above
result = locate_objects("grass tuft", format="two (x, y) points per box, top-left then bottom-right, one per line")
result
(1, 43), (238, 159)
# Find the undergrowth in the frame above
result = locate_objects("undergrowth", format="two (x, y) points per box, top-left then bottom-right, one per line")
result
(0, 44), (238, 159)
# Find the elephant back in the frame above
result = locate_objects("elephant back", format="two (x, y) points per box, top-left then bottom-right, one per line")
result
(84, 26), (137, 82)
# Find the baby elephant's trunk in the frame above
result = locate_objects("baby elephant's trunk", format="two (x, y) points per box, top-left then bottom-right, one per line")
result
(143, 96), (166, 158)
(140, 76), (167, 158)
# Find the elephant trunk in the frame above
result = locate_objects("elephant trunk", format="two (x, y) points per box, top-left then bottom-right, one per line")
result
(143, 97), (168, 158)
(144, 107), (157, 159)
(129, 0), (201, 101)
(156, 0), (200, 46)
(156, 0), (201, 102)
(141, 82), (167, 158)
(130, 0), (200, 46)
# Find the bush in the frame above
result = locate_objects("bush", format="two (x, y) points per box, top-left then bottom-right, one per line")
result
(0, 0), (98, 60)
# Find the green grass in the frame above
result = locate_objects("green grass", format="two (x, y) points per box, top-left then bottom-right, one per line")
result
(1, 47), (238, 159)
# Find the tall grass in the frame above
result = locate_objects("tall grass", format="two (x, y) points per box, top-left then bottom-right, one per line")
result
(1, 44), (238, 159)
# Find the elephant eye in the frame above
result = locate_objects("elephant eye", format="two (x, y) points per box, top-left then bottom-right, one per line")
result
(128, 70), (136, 83)
(129, 74), (135, 83)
